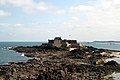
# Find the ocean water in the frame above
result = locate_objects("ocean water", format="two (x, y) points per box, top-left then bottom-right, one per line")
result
(82, 42), (120, 51)
(0, 42), (42, 65)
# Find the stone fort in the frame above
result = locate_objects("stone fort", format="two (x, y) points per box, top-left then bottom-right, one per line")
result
(48, 37), (80, 51)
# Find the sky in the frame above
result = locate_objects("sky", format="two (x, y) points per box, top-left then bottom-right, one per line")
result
(0, 0), (120, 42)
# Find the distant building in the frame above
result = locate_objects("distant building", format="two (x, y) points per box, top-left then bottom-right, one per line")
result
(48, 37), (80, 51)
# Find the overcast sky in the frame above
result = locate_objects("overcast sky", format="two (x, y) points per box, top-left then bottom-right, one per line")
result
(0, 0), (120, 42)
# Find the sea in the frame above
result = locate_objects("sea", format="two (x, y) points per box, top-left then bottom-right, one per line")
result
(0, 42), (42, 65)
(82, 41), (120, 51)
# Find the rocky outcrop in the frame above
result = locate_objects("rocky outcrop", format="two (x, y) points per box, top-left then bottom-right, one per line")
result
(0, 45), (119, 80)
(35, 61), (120, 80)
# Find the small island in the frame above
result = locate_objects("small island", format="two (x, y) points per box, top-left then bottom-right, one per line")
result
(0, 37), (120, 80)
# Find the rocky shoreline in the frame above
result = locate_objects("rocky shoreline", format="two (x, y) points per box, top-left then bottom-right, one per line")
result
(0, 45), (120, 80)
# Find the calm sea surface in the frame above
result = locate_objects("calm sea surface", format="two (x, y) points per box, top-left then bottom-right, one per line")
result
(82, 42), (120, 51)
(0, 42), (42, 65)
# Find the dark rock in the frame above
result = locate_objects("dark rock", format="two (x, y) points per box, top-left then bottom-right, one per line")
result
(0, 44), (119, 80)
(104, 60), (119, 66)
(0, 71), (6, 76)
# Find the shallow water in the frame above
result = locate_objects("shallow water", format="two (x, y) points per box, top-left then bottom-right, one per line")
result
(0, 42), (42, 65)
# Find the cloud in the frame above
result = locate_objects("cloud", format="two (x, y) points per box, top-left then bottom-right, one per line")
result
(60, 0), (120, 41)
(68, 5), (95, 13)
(1, 0), (120, 41)
(54, 10), (66, 16)
(14, 23), (24, 27)
(36, 2), (52, 11)
(0, 10), (11, 17)
(0, 0), (66, 15)
(0, 0), (34, 7)
(0, 0), (55, 14)
(0, 23), (59, 41)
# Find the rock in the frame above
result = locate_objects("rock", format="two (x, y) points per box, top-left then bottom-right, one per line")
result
(13, 68), (17, 72)
(60, 70), (66, 77)
(0, 71), (6, 76)
(0, 44), (119, 80)
(95, 59), (106, 65)
(9, 76), (14, 80)
(104, 60), (119, 66)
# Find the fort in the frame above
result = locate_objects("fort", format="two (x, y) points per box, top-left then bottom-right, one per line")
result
(47, 37), (80, 51)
